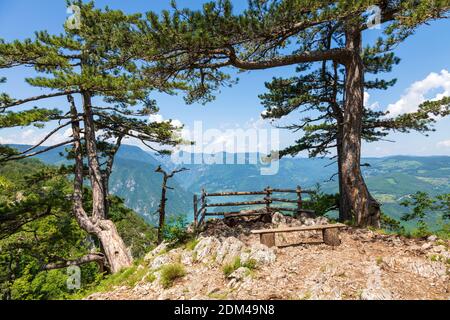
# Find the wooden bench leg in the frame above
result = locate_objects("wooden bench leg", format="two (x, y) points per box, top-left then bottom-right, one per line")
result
(322, 228), (341, 246)
(260, 233), (275, 248)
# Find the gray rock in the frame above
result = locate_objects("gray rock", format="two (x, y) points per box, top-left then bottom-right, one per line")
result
(215, 237), (245, 265)
(144, 242), (169, 262)
(241, 243), (276, 266)
(228, 267), (250, 281)
(181, 251), (194, 266)
(150, 254), (174, 270)
(303, 218), (316, 226)
(193, 237), (221, 263)
(315, 216), (329, 225)
(427, 235), (438, 242)
(272, 212), (287, 224)
(431, 245), (446, 253)
(360, 288), (393, 300)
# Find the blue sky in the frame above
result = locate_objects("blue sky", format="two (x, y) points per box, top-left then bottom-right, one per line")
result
(0, 0), (449, 157)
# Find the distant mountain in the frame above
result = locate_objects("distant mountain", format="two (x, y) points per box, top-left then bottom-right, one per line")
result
(7, 144), (450, 227)
(8, 144), (193, 225)
(161, 152), (450, 224)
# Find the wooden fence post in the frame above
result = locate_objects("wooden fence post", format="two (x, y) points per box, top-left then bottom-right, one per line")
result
(193, 194), (198, 229)
(264, 186), (272, 213)
(198, 188), (207, 227)
(296, 185), (302, 217)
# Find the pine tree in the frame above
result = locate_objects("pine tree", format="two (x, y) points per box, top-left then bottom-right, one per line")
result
(140, 0), (450, 227)
(258, 27), (450, 222)
(0, 2), (184, 273)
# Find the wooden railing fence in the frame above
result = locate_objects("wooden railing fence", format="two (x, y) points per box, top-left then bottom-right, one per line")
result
(193, 186), (316, 228)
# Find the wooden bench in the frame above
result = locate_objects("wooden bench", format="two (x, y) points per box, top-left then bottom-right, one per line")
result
(251, 223), (346, 247)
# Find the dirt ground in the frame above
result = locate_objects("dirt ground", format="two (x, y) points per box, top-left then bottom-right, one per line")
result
(87, 218), (450, 300)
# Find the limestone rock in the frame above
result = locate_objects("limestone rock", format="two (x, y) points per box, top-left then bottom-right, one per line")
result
(272, 212), (287, 224)
(193, 237), (221, 263)
(150, 253), (173, 270)
(360, 288), (393, 300)
(144, 241), (169, 262)
(241, 243), (276, 266)
(216, 237), (245, 265)
(431, 245), (446, 254)
(181, 251), (194, 266)
(228, 267), (250, 281)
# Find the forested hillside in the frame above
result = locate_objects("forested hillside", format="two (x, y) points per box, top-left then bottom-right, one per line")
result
(0, 159), (156, 299)
(9, 145), (193, 225)
(10, 144), (450, 229)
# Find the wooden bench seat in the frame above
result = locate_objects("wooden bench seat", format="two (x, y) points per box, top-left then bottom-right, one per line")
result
(251, 223), (346, 247)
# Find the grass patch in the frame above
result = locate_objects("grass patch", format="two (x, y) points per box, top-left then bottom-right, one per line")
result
(376, 256), (384, 266)
(160, 263), (186, 288)
(185, 238), (200, 251)
(300, 292), (312, 300)
(68, 264), (154, 300)
(222, 257), (258, 277)
(145, 272), (156, 283)
(208, 292), (228, 299)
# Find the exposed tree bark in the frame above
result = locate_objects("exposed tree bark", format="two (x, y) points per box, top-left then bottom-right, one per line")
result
(155, 166), (188, 244)
(81, 92), (106, 221)
(69, 94), (133, 273)
(102, 135), (123, 219)
(341, 25), (380, 228)
(42, 253), (105, 271)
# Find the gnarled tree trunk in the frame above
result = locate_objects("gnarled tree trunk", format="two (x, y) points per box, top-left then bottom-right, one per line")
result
(69, 94), (132, 273)
(341, 25), (381, 228)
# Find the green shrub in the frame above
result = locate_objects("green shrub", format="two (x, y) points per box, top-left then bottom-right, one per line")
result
(159, 263), (186, 288)
(145, 273), (156, 283)
(185, 238), (200, 251)
(242, 258), (258, 270)
(222, 257), (257, 277)
(163, 215), (190, 246)
(303, 184), (339, 216)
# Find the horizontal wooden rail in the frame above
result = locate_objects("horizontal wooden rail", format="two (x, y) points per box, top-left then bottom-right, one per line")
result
(251, 223), (346, 234)
(270, 207), (298, 212)
(206, 191), (266, 197)
(205, 210), (266, 217)
(206, 200), (266, 207)
(270, 197), (298, 204)
(194, 186), (317, 229)
(269, 188), (314, 194)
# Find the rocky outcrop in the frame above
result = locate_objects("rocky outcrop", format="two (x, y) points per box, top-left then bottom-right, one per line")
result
(193, 236), (276, 267)
(240, 243), (276, 266)
(87, 215), (450, 301)
(144, 242), (169, 262)
(193, 237), (221, 263)
(215, 237), (245, 265)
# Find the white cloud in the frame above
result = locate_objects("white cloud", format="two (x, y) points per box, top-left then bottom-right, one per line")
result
(171, 119), (183, 129)
(437, 140), (450, 148)
(148, 114), (164, 123)
(386, 69), (450, 117)
(172, 118), (278, 154)
(0, 127), (71, 146)
(148, 113), (183, 128)
(364, 92), (380, 110)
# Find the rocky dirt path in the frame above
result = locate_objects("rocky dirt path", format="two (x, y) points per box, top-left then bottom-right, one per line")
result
(87, 215), (449, 300)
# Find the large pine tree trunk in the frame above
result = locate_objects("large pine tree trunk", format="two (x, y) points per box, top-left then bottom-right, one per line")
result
(341, 26), (380, 228)
(69, 94), (133, 273)
(96, 220), (133, 273)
